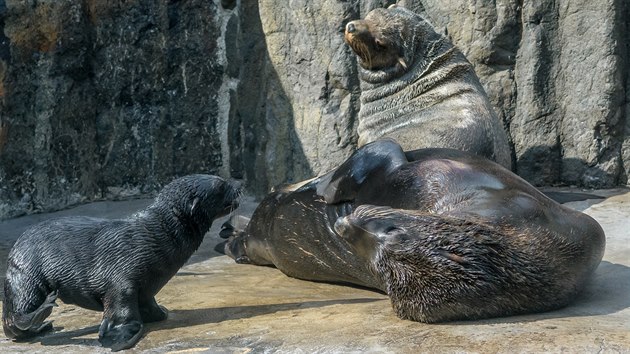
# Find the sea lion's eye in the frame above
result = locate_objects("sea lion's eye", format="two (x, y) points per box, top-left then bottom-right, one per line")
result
(384, 225), (402, 234)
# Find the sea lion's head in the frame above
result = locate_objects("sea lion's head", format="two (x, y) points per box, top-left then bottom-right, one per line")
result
(344, 5), (443, 76)
(155, 174), (242, 233)
(334, 204), (541, 322)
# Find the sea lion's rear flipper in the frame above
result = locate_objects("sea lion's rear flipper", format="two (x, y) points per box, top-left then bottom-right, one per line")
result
(219, 214), (250, 240)
(218, 214), (252, 263)
(3, 284), (57, 340)
(12, 291), (58, 330)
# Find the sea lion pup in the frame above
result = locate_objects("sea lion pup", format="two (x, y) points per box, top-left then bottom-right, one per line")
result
(222, 139), (605, 322)
(3, 175), (241, 351)
(344, 5), (512, 169)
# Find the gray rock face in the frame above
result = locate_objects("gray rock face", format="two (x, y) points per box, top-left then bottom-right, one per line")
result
(0, 0), (628, 218)
(414, 0), (628, 188)
(240, 0), (360, 195)
(346, 6), (511, 169)
(0, 0), (229, 218)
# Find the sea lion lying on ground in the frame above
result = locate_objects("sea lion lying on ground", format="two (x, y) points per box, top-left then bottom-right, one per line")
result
(3, 175), (241, 351)
(344, 5), (512, 169)
(222, 139), (605, 322)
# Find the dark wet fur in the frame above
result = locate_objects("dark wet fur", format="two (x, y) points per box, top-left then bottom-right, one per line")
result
(3, 174), (240, 350)
(347, 205), (596, 322)
(225, 139), (605, 323)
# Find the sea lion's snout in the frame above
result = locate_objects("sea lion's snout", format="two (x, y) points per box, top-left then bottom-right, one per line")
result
(344, 20), (369, 41)
(346, 22), (357, 34)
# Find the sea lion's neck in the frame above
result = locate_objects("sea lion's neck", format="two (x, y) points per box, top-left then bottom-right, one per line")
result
(359, 41), (469, 102)
(356, 42), (479, 143)
(145, 205), (207, 250)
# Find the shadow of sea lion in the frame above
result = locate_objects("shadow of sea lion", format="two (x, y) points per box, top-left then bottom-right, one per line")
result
(37, 325), (101, 348)
(542, 191), (604, 204)
(34, 298), (383, 348)
(443, 261), (630, 326)
(9, 262), (630, 348)
(152, 298), (383, 331)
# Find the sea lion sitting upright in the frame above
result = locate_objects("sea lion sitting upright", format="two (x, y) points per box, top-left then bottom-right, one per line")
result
(3, 175), (241, 351)
(344, 5), (512, 169)
(222, 139), (605, 322)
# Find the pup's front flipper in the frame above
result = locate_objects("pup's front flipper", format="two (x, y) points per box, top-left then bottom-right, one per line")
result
(98, 290), (144, 351)
(98, 318), (143, 352)
(139, 297), (168, 323)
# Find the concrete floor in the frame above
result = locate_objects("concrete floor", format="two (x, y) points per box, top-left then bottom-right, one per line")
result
(0, 189), (629, 353)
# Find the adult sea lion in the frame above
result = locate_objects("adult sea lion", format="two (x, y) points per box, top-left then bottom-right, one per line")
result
(222, 139), (605, 322)
(344, 5), (512, 169)
(3, 175), (241, 351)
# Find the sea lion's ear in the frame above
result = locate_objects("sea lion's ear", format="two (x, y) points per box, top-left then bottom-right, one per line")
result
(190, 197), (200, 215)
(398, 57), (408, 70)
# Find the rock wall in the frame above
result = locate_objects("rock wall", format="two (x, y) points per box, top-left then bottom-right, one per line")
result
(243, 0), (629, 189)
(233, 0), (362, 196)
(0, 0), (236, 218)
(0, 0), (628, 219)
(397, 0), (628, 187)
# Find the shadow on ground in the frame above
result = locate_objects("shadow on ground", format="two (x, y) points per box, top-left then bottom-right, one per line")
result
(33, 298), (383, 349)
(0, 189), (629, 352)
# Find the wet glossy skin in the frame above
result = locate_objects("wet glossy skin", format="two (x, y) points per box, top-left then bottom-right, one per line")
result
(3, 175), (241, 350)
(224, 139), (605, 322)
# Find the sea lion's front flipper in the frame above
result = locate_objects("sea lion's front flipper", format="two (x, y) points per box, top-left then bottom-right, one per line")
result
(138, 296), (168, 323)
(98, 289), (144, 352)
(98, 318), (144, 352)
(223, 233), (252, 264)
(317, 138), (408, 204)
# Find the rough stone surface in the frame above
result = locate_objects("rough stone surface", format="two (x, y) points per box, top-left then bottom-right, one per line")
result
(236, 0), (361, 195)
(0, 189), (628, 352)
(0, 0), (231, 219)
(1, 0), (630, 218)
(239, 0), (630, 192)
(397, 0), (628, 188)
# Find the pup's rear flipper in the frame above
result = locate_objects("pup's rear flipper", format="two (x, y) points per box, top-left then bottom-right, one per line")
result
(3, 291), (58, 340)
